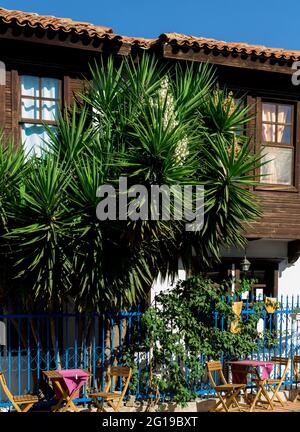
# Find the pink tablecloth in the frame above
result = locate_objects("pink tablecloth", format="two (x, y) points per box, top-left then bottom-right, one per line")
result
(230, 360), (273, 384)
(54, 369), (89, 399)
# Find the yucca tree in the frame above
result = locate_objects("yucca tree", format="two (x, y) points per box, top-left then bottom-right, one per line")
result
(1, 55), (264, 313)
(3, 156), (73, 311)
(77, 56), (263, 295)
(0, 138), (26, 309)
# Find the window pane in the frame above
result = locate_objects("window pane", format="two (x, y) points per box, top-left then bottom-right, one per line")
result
(277, 125), (291, 144)
(42, 100), (59, 121)
(278, 105), (292, 124)
(21, 123), (53, 157)
(262, 103), (276, 122)
(41, 78), (59, 99)
(262, 123), (276, 142)
(21, 98), (40, 119)
(21, 76), (39, 97)
(261, 147), (293, 185)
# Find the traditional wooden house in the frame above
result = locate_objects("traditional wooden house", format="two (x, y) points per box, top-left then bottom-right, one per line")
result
(0, 7), (300, 300)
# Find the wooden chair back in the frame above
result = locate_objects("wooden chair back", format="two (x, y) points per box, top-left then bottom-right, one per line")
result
(110, 366), (132, 377)
(0, 372), (15, 404)
(206, 361), (227, 388)
(104, 366), (132, 398)
(271, 357), (290, 383)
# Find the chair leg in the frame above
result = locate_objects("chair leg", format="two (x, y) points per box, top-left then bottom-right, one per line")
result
(260, 386), (274, 410)
(249, 387), (262, 412)
(62, 397), (79, 412)
(116, 398), (124, 412)
(292, 386), (300, 403)
(209, 393), (229, 412)
(51, 398), (65, 412)
(225, 390), (243, 411)
(22, 403), (34, 413)
(269, 385), (284, 407)
(12, 402), (22, 413)
(243, 390), (252, 406)
(107, 399), (121, 412)
(92, 396), (106, 412)
(231, 391), (244, 412)
(209, 398), (222, 412)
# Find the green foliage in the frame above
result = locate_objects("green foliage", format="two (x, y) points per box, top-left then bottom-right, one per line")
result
(124, 275), (277, 406)
(0, 55), (264, 312)
(3, 156), (73, 309)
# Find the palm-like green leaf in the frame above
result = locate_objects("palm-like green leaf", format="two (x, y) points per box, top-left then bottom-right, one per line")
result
(4, 157), (73, 309)
(0, 54), (266, 312)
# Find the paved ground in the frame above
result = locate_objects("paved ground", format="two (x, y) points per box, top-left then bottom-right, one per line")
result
(79, 397), (300, 412)
(243, 400), (300, 412)
(217, 397), (300, 412)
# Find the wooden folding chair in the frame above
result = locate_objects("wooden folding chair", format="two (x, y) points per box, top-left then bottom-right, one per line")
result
(250, 374), (274, 412)
(292, 355), (300, 402)
(293, 355), (300, 382)
(0, 372), (38, 412)
(206, 361), (246, 412)
(265, 357), (290, 407)
(89, 366), (132, 412)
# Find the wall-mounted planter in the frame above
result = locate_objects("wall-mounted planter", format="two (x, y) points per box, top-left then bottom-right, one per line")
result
(230, 301), (243, 333)
(265, 297), (277, 314)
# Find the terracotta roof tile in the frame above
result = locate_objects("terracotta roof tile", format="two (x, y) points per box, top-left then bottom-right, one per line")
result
(0, 7), (299, 61)
(159, 32), (300, 61)
(0, 7), (113, 37)
(121, 36), (157, 48)
(0, 7), (156, 48)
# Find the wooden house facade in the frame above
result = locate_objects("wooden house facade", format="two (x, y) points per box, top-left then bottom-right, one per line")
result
(0, 7), (300, 299)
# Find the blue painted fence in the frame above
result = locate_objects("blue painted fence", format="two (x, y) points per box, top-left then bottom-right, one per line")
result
(0, 295), (300, 408)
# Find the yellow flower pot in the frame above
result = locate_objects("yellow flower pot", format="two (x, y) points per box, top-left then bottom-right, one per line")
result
(230, 301), (243, 334)
(265, 297), (277, 314)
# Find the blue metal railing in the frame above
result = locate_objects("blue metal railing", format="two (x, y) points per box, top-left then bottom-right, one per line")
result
(0, 294), (300, 408)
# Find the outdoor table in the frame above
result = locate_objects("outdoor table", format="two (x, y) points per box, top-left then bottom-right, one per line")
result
(228, 360), (274, 412)
(43, 369), (90, 412)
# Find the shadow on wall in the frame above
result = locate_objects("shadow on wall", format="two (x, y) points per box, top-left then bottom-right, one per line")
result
(278, 257), (300, 298)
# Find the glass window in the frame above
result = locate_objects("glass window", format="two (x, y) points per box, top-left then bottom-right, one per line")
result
(21, 76), (39, 97)
(21, 98), (40, 120)
(260, 102), (294, 186)
(20, 76), (60, 156)
(261, 147), (293, 185)
(21, 123), (55, 158)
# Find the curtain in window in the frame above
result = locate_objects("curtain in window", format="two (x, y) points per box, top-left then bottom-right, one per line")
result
(21, 124), (53, 158)
(21, 76), (39, 97)
(21, 76), (59, 121)
(42, 101), (58, 121)
(262, 103), (276, 142)
(277, 105), (290, 144)
(41, 78), (59, 121)
(20, 76), (59, 156)
(21, 99), (40, 119)
(41, 78), (59, 99)
(21, 76), (40, 120)
(261, 147), (292, 185)
(261, 103), (293, 185)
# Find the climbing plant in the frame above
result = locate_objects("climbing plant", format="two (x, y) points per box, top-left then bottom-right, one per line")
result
(124, 274), (277, 407)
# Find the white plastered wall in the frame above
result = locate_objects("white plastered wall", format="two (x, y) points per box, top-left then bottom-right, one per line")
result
(151, 259), (186, 303)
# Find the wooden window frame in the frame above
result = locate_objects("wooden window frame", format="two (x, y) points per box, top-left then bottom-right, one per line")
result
(255, 96), (299, 192)
(10, 71), (69, 146)
(20, 75), (62, 127)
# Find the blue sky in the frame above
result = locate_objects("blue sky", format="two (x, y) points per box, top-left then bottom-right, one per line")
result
(0, 0), (299, 50)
